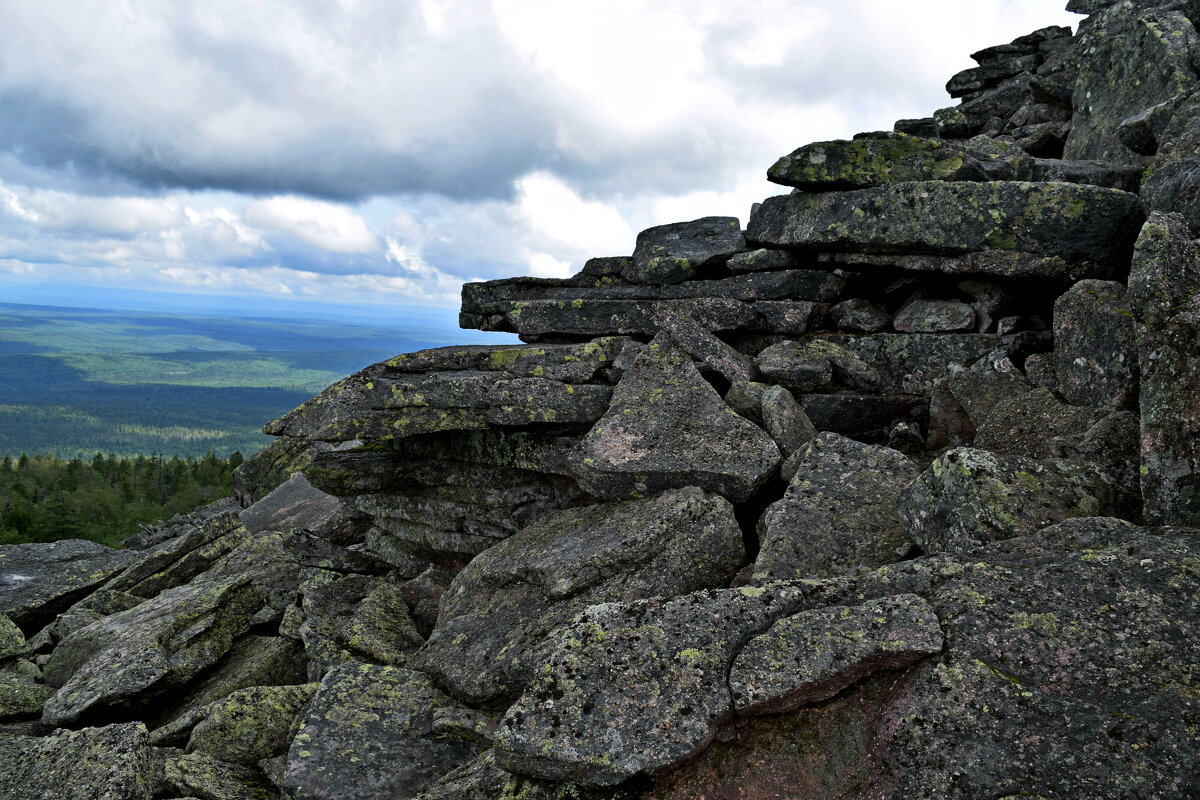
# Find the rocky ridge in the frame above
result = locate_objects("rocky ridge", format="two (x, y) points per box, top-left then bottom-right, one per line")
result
(3, 1), (1200, 798)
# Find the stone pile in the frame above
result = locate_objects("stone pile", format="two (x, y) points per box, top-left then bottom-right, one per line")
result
(4, 1), (1200, 798)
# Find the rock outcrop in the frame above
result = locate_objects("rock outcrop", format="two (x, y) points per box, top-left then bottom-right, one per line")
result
(5, 2), (1200, 798)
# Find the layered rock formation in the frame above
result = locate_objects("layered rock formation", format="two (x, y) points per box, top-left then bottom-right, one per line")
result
(4, 2), (1200, 798)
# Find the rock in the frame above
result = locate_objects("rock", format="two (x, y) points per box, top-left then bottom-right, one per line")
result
(0, 722), (155, 800)
(153, 636), (308, 730)
(723, 380), (768, 425)
(1029, 158), (1143, 191)
(160, 751), (276, 800)
(652, 311), (758, 382)
(102, 513), (251, 600)
(0, 613), (23, 658)
(186, 683), (319, 767)
(569, 335), (780, 502)
(411, 487), (743, 703)
(297, 575), (423, 679)
(1064, 4), (1199, 163)
(800, 393), (928, 442)
(0, 660), (54, 720)
(233, 437), (334, 506)
(759, 385), (816, 458)
(756, 433), (917, 581)
(281, 664), (479, 800)
(627, 216), (746, 284)
(831, 298), (891, 332)
(898, 448), (1120, 554)
(747, 182), (1145, 271)
(238, 474), (370, 545)
(820, 249), (1107, 282)
(766, 133), (1030, 189)
(580, 256), (632, 278)
(730, 594), (943, 714)
(1128, 212), (1200, 525)
(42, 577), (265, 726)
(0, 540), (136, 632)
(397, 568), (452, 640)
(493, 583), (819, 785)
(948, 56), (1041, 98)
(1053, 279), (1137, 409)
(757, 339), (880, 392)
(892, 298), (977, 333)
(1142, 157), (1200, 237)
(726, 248), (804, 272)
(972, 386), (1102, 459)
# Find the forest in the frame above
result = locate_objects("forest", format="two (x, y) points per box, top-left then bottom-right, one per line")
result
(0, 451), (242, 548)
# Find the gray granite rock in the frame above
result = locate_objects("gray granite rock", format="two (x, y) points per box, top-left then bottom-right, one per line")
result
(570, 335), (780, 502)
(0, 540), (136, 632)
(627, 217), (746, 284)
(756, 433), (917, 581)
(1053, 279), (1137, 409)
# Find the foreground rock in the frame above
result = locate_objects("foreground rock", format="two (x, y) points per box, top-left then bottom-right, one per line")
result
(0, 722), (154, 800)
(281, 664), (480, 800)
(0, 540), (136, 632)
(569, 335), (780, 502)
(413, 487), (743, 703)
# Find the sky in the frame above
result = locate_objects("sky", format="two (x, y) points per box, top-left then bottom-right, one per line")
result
(0, 0), (1081, 320)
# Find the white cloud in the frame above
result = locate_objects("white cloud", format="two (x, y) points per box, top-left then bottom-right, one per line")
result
(244, 196), (378, 254)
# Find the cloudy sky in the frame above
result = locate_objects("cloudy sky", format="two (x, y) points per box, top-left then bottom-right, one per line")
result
(0, 0), (1079, 317)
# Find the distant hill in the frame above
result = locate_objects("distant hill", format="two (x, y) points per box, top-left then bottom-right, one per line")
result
(0, 301), (513, 458)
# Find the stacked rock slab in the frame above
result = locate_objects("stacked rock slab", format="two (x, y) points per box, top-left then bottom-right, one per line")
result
(7, 2), (1200, 799)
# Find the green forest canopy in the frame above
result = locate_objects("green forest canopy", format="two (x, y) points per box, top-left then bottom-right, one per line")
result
(0, 451), (242, 548)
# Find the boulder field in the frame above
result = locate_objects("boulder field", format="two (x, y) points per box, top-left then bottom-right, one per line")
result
(5, 2), (1200, 798)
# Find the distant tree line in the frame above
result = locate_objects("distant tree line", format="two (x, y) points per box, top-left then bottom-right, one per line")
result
(0, 451), (242, 548)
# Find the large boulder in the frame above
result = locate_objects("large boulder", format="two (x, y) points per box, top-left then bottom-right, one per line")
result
(569, 335), (780, 502)
(898, 448), (1120, 554)
(0, 540), (136, 632)
(627, 217), (746, 284)
(411, 487), (744, 704)
(754, 433), (918, 582)
(281, 664), (480, 800)
(1052, 279), (1137, 409)
(747, 181), (1145, 273)
(1063, 2), (1199, 163)
(41, 577), (265, 726)
(1128, 212), (1200, 525)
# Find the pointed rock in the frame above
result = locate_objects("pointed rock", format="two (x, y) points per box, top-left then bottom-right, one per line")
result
(569, 335), (780, 502)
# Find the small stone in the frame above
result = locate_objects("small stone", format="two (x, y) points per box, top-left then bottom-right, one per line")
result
(760, 385), (816, 458)
(831, 298), (892, 332)
(893, 298), (977, 333)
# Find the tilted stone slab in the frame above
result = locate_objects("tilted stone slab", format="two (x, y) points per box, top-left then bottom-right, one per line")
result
(41, 576), (265, 726)
(898, 447), (1121, 554)
(411, 487), (744, 704)
(186, 683), (320, 766)
(747, 181), (1144, 269)
(569, 335), (780, 502)
(730, 594), (944, 714)
(282, 664), (480, 800)
(755, 433), (917, 582)
(0, 540), (136, 632)
(819, 249), (1108, 282)
(383, 338), (627, 383)
(1128, 212), (1200, 525)
(767, 132), (1031, 189)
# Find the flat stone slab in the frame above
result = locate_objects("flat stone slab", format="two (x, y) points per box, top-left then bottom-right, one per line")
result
(730, 594), (944, 714)
(748, 181), (1144, 269)
(569, 335), (780, 502)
